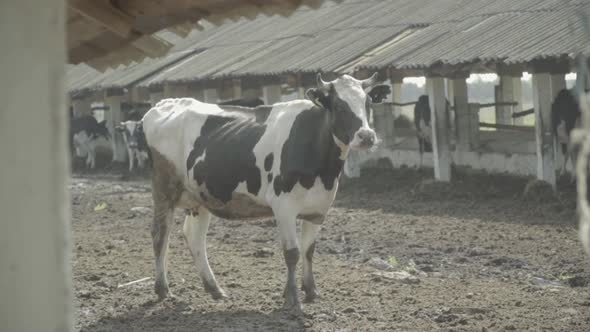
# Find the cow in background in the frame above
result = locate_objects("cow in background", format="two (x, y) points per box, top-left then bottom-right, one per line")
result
(414, 95), (452, 168)
(116, 120), (149, 172)
(552, 88), (581, 177)
(414, 95), (433, 168)
(70, 115), (110, 169)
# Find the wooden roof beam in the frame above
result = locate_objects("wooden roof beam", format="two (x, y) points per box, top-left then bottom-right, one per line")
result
(69, 0), (134, 37)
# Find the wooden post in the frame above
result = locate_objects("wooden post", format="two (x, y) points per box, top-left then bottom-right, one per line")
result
(263, 84), (282, 104)
(451, 76), (470, 153)
(1, 0), (73, 331)
(104, 90), (127, 162)
(426, 76), (451, 182)
(532, 72), (556, 188)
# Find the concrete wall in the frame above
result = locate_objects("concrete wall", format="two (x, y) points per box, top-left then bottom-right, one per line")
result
(0, 0), (73, 331)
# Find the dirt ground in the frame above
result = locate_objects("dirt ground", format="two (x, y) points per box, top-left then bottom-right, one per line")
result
(71, 166), (590, 332)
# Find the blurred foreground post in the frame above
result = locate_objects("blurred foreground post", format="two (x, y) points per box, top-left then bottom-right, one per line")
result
(0, 0), (73, 331)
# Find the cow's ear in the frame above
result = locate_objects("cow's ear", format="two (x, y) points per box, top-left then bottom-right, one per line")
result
(367, 85), (392, 104)
(306, 88), (329, 109)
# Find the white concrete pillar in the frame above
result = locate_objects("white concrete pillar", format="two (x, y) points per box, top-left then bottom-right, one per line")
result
(391, 79), (403, 120)
(1, 0), (73, 331)
(532, 72), (556, 188)
(104, 93), (127, 162)
(203, 88), (219, 103)
(232, 79), (242, 99)
(263, 84), (282, 104)
(426, 77), (452, 182)
(149, 91), (164, 106)
(71, 97), (92, 117)
(496, 75), (519, 125)
(511, 77), (524, 125)
(452, 77), (470, 154)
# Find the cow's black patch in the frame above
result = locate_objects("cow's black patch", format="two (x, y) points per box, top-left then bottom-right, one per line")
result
(552, 89), (581, 154)
(331, 96), (363, 145)
(267, 173), (273, 183)
(273, 107), (345, 195)
(186, 114), (266, 203)
(264, 153), (274, 171)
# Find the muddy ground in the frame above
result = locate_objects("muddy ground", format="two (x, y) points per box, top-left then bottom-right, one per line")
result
(71, 166), (590, 331)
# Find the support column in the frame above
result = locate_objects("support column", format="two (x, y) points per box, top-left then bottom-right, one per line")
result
(149, 91), (164, 106)
(511, 77), (524, 125)
(71, 96), (92, 117)
(104, 90), (127, 163)
(426, 76), (452, 182)
(203, 88), (219, 103)
(232, 79), (242, 99)
(451, 76), (470, 154)
(263, 84), (282, 104)
(468, 103), (481, 150)
(496, 74), (520, 125)
(532, 72), (556, 188)
(1, 0), (72, 331)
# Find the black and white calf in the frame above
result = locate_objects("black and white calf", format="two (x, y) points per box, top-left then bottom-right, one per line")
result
(70, 115), (110, 169)
(551, 88), (581, 176)
(142, 73), (386, 310)
(116, 121), (149, 172)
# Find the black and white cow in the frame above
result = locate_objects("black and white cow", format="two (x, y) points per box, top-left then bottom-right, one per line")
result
(116, 121), (149, 172)
(142, 73), (388, 310)
(552, 88), (582, 176)
(414, 95), (433, 168)
(70, 115), (110, 169)
(413, 94), (452, 168)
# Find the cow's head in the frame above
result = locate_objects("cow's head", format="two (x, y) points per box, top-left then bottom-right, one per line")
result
(306, 73), (389, 151)
(116, 120), (144, 150)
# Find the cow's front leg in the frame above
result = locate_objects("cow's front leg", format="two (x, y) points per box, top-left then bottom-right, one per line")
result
(128, 149), (134, 172)
(183, 207), (226, 300)
(274, 207), (301, 311)
(301, 220), (321, 302)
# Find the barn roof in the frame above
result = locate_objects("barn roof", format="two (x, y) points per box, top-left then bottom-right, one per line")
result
(67, 0), (340, 71)
(68, 0), (590, 93)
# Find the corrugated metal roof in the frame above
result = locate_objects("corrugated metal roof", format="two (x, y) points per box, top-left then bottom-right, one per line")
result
(68, 0), (590, 92)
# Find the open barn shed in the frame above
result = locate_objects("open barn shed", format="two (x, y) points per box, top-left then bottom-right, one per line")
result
(67, 0), (590, 187)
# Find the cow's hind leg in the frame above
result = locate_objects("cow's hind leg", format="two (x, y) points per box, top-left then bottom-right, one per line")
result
(273, 206), (301, 311)
(183, 207), (226, 300)
(301, 220), (321, 302)
(152, 205), (173, 299)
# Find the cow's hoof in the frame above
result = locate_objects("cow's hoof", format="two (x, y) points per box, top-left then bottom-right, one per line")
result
(155, 284), (172, 301)
(283, 288), (302, 312)
(204, 283), (228, 300)
(303, 288), (320, 303)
